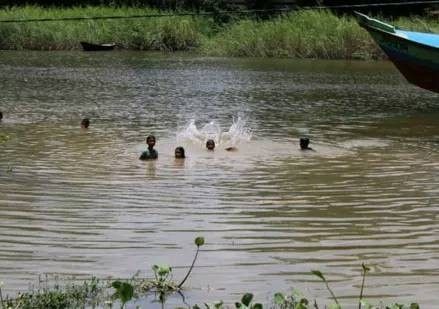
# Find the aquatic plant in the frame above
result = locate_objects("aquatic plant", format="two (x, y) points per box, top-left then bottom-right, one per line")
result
(273, 290), (309, 309)
(1, 276), (104, 309)
(311, 269), (340, 308)
(0, 133), (9, 144)
(234, 293), (262, 309)
(111, 280), (134, 308)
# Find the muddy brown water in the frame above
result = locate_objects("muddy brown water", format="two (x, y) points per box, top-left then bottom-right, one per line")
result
(1, 51), (439, 307)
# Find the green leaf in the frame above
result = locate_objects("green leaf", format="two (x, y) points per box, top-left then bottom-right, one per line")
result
(311, 270), (326, 281)
(111, 281), (121, 289)
(252, 304), (263, 309)
(195, 237), (205, 247)
(360, 300), (375, 309)
(214, 301), (224, 309)
(410, 304), (420, 309)
(235, 302), (242, 308)
(328, 304), (341, 309)
(241, 293), (253, 306)
(112, 281), (134, 306)
(274, 292), (285, 305)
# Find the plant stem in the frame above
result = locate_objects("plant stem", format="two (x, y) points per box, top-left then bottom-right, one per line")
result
(177, 246), (200, 288)
(0, 286), (4, 309)
(358, 267), (367, 309)
(324, 280), (339, 306)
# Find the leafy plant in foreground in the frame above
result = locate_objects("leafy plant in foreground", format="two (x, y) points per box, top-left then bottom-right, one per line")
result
(359, 263), (370, 309)
(111, 236), (205, 307)
(111, 280), (134, 309)
(311, 270), (340, 308)
(235, 293), (262, 309)
(178, 236), (205, 288)
(274, 290), (309, 309)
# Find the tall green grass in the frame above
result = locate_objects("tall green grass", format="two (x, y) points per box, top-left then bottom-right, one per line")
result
(0, 6), (212, 50)
(201, 10), (383, 59)
(1, 6), (439, 59)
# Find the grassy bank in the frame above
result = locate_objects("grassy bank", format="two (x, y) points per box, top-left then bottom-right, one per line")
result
(1, 6), (439, 59)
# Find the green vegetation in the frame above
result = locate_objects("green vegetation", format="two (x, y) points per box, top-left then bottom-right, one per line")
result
(1, 6), (439, 59)
(0, 6), (213, 50)
(0, 238), (420, 308)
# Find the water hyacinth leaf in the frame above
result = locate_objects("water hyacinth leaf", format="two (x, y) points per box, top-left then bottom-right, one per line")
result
(311, 270), (326, 281)
(252, 303), (263, 309)
(112, 281), (122, 289)
(111, 281), (134, 305)
(274, 292), (285, 304)
(214, 301), (224, 308)
(195, 236), (205, 247)
(152, 264), (171, 277)
(410, 304), (420, 309)
(299, 298), (309, 307)
(241, 293), (253, 306)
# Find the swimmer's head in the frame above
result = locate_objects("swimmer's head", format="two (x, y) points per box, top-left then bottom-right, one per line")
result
(300, 137), (310, 150)
(146, 135), (156, 148)
(175, 146), (185, 159)
(206, 139), (215, 151)
(81, 118), (90, 129)
(0, 111), (3, 121)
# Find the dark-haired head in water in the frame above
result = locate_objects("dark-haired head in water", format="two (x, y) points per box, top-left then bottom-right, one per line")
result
(300, 137), (313, 151)
(81, 118), (90, 129)
(0, 111), (3, 121)
(175, 146), (185, 159)
(139, 135), (158, 160)
(206, 139), (215, 151)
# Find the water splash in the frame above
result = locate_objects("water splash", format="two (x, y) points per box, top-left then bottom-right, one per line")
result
(177, 117), (252, 148)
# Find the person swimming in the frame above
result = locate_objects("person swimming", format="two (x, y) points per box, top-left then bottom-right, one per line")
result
(300, 137), (314, 151)
(175, 146), (186, 159)
(0, 111), (3, 122)
(81, 118), (90, 129)
(139, 135), (158, 160)
(206, 139), (215, 151)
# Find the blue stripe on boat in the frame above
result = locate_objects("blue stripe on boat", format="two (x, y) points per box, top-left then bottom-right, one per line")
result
(396, 30), (439, 48)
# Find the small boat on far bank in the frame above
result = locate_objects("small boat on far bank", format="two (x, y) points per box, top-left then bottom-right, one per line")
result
(80, 41), (116, 51)
(355, 12), (439, 93)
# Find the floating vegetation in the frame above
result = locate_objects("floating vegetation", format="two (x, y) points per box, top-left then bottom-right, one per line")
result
(0, 238), (420, 309)
(0, 133), (9, 144)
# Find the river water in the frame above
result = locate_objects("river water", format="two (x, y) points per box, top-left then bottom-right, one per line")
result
(0, 51), (439, 308)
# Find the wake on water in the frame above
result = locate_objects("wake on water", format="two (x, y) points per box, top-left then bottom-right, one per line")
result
(177, 117), (252, 149)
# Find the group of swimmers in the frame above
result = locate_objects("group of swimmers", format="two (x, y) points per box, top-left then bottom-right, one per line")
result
(1, 113), (314, 158)
(136, 133), (314, 161)
(137, 134), (225, 161)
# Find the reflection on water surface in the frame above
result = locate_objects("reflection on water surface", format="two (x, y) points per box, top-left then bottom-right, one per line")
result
(1, 51), (439, 307)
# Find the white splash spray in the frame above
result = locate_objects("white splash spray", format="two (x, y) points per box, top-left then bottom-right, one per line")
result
(177, 117), (252, 148)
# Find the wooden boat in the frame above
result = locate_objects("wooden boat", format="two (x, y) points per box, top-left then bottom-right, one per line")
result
(80, 41), (116, 51)
(355, 12), (439, 93)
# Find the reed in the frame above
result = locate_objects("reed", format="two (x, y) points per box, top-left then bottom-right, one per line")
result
(201, 10), (383, 59)
(1, 6), (439, 59)
(0, 6), (210, 50)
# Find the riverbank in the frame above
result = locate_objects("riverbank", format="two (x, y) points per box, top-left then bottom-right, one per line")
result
(1, 6), (439, 59)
